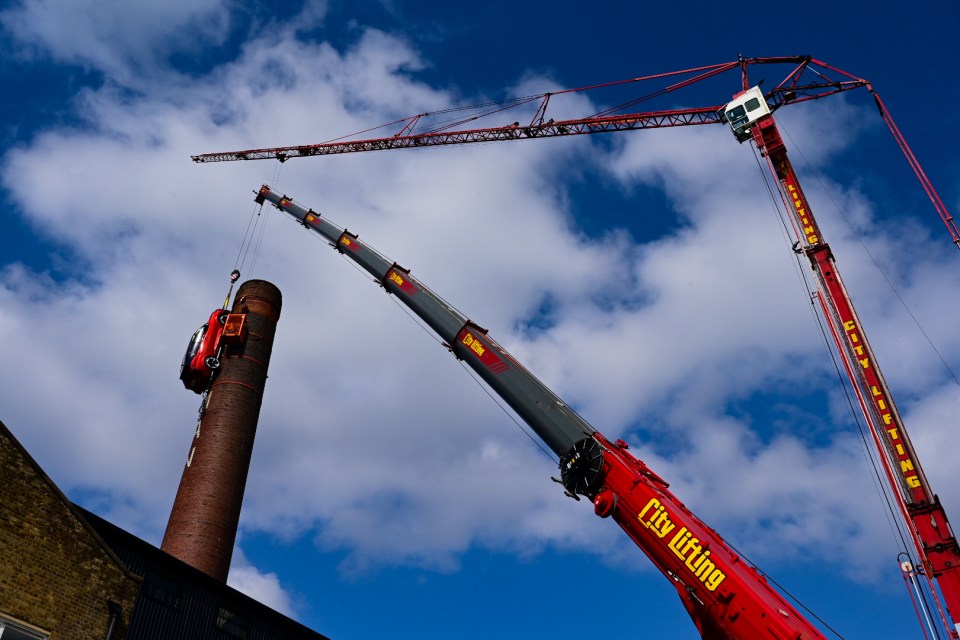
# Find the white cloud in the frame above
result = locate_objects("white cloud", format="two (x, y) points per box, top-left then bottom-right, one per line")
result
(229, 548), (297, 617)
(0, 0), (232, 81)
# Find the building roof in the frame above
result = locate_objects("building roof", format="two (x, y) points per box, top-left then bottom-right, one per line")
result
(79, 507), (332, 640)
(1, 418), (330, 640)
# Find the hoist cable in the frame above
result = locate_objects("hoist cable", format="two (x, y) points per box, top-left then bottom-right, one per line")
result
(456, 361), (560, 466)
(271, 158), (284, 188)
(750, 144), (916, 557)
(775, 127), (960, 620)
(721, 535), (848, 639)
(751, 141), (936, 638)
(778, 123), (960, 389)
(315, 95), (546, 143)
(233, 201), (261, 273)
(234, 163), (284, 280)
(247, 197), (273, 276)
(306, 62), (734, 143)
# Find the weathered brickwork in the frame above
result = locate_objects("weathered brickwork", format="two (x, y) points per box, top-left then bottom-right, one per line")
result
(0, 421), (140, 639)
(162, 280), (282, 581)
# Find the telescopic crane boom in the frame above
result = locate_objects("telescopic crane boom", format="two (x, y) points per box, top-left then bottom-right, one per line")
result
(255, 183), (830, 640)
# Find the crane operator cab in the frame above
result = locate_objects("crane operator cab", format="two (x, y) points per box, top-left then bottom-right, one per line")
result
(720, 86), (771, 143)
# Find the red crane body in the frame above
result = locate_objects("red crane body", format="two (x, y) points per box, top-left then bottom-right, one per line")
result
(257, 184), (829, 639)
(194, 57), (960, 637)
(738, 98), (960, 634)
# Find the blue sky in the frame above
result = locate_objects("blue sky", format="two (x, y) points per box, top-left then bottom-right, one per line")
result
(2, 1), (960, 639)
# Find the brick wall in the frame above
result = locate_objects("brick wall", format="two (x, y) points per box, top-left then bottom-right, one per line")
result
(0, 421), (141, 639)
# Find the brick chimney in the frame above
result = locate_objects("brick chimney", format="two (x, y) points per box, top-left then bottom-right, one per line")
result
(161, 280), (282, 581)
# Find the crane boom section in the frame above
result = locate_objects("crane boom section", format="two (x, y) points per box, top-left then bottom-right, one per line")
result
(199, 107), (723, 163)
(254, 186), (594, 457)
(744, 113), (960, 633)
(255, 184), (829, 640)
(193, 56), (874, 165)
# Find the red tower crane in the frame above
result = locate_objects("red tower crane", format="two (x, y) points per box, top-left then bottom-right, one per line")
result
(193, 56), (960, 637)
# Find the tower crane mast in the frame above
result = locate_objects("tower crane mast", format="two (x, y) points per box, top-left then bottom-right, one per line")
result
(725, 86), (960, 636)
(194, 55), (960, 637)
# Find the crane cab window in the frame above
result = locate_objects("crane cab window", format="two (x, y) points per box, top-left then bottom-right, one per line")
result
(722, 87), (769, 142)
(725, 104), (749, 130)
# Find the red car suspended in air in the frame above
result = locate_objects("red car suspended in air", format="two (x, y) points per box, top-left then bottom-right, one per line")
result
(179, 308), (229, 394)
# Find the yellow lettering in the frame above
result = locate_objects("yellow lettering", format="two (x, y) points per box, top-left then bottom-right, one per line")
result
(682, 538), (702, 560)
(896, 444), (905, 455)
(654, 513), (675, 539)
(695, 557), (716, 580)
(901, 459), (915, 473)
(638, 498), (659, 522)
(908, 476), (922, 489)
(687, 548), (707, 571)
(804, 225), (815, 235)
(887, 428), (900, 441)
(859, 358), (870, 369)
(646, 505), (727, 592)
(668, 528), (691, 560)
(877, 399), (887, 410)
(882, 413), (893, 425)
(639, 499), (676, 539)
(807, 235), (819, 243)
(844, 321), (857, 331)
(461, 333), (485, 356)
(705, 569), (726, 591)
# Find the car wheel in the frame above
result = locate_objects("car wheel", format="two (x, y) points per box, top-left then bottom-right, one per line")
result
(205, 356), (220, 370)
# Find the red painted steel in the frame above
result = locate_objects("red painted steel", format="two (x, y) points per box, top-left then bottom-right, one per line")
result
(191, 57), (867, 164)
(751, 115), (960, 637)
(258, 184), (830, 639)
(594, 433), (826, 639)
(870, 91), (960, 247)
